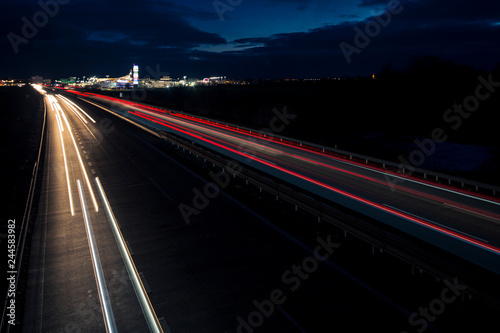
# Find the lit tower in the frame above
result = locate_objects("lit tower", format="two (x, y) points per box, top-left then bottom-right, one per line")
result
(133, 64), (139, 85)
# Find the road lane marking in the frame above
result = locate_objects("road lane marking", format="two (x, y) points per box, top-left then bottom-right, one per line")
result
(56, 113), (74, 216)
(96, 177), (164, 333)
(443, 203), (500, 223)
(132, 109), (500, 218)
(277, 306), (308, 333)
(145, 104), (500, 208)
(57, 94), (96, 123)
(383, 204), (489, 243)
(148, 177), (173, 201)
(59, 109), (99, 212)
(135, 107), (500, 206)
(326, 156), (500, 207)
(77, 180), (118, 333)
(54, 112), (64, 132)
(290, 154), (318, 166)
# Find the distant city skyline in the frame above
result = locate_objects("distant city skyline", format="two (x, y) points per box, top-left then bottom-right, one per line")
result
(2, 0), (499, 79)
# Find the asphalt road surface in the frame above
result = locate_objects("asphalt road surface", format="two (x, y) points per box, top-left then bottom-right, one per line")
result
(20, 88), (499, 332)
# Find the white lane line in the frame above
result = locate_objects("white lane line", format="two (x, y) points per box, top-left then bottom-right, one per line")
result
(136, 108), (500, 208)
(443, 203), (500, 223)
(383, 204), (489, 243)
(290, 154), (318, 166)
(59, 109), (99, 212)
(277, 306), (308, 333)
(95, 177), (164, 333)
(66, 102), (88, 124)
(55, 112), (64, 132)
(326, 155), (500, 207)
(148, 177), (173, 201)
(77, 180), (118, 333)
(56, 113), (74, 215)
(57, 94), (96, 123)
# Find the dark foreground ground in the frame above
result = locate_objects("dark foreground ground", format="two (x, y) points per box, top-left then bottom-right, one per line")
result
(0, 85), (44, 326)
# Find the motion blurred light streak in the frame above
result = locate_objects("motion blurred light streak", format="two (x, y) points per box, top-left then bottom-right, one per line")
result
(59, 107), (99, 212)
(56, 95), (88, 124)
(130, 110), (500, 255)
(77, 180), (117, 333)
(95, 177), (164, 333)
(133, 110), (500, 219)
(56, 113), (74, 215)
(130, 103), (500, 206)
(57, 94), (96, 123)
(54, 112), (64, 132)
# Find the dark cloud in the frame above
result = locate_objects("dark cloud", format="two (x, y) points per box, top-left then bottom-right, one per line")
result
(212, 0), (500, 77)
(358, 0), (392, 7)
(1, 0), (499, 79)
(1, 0), (226, 77)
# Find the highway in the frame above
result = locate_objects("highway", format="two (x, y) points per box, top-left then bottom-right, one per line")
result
(22, 89), (160, 332)
(75, 91), (500, 268)
(19, 86), (499, 332)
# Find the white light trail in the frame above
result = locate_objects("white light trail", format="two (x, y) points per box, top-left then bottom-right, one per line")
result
(59, 108), (99, 212)
(95, 177), (164, 333)
(67, 102), (88, 124)
(55, 112), (64, 132)
(77, 180), (117, 333)
(57, 94), (96, 123)
(56, 95), (88, 124)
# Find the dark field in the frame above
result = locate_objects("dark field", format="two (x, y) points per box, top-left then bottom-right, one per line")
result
(0, 85), (44, 224)
(0, 85), (44, 323)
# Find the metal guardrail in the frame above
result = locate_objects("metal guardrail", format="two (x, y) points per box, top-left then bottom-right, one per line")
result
(155, 130), (500, 309)
(1, 94), (47, 332)
(115, 97), (500, 197)
(77, 94), (500, 307)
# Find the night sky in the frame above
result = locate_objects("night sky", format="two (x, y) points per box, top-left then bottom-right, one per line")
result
(2, 0), (500, 79)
